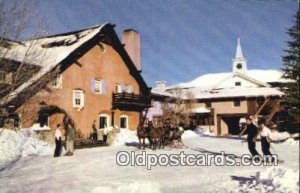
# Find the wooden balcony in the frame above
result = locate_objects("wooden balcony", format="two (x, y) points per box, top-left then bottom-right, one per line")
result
(112, 92), (152, 111)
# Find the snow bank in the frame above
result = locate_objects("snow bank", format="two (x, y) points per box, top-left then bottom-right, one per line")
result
(116, 181), (161, 193)
(29, 123), (51, 131)
(91, 181), (161, 193)
(194, 127), (215, 136)
(0, 129), (52, 171)
(234, 166), (299, 193)
(283, 138), (299, 146)
(182, 130), (198, 139)
(257, 167), (299, 192)
(111, 129), (139, 146)
(271, 130), (290, 141)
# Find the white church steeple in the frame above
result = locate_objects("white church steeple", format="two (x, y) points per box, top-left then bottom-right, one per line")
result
(232, 37), (247, 74)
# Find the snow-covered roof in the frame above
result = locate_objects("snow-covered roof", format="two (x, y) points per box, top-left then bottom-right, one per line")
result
(168, 69), (290, 90)
(191, 106), (211, 113)
(186, 87), (284, 100)
(0, 24), (107, 104)
(151, 88), (174, 97)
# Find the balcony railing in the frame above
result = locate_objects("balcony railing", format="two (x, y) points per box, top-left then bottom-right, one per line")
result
(112, 92), (151, 110)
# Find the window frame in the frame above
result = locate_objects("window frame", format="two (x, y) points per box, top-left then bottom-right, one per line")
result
(116, 84), (123, 93)
(235, 81), (241, 86)
(125, 85), (134, 93)
(52, 74), (62, 89)
(99, 114), (110, 129)
(233, 100), (241, 107)
(205, 102), (212, 108)
(94, 79), (103, 94)
(73, 89), (84, 108)
(120, 115), (129, 129)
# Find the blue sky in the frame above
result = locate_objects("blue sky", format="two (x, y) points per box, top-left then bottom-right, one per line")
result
(31, 0), (298, 86)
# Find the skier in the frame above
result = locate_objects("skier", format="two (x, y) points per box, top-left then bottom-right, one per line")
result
(256, 117), (274, 160)
(239, 116), (260, 159)
(54, 123), (62, 157)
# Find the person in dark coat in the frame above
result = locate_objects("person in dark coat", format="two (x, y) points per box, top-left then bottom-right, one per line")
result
(91, 120), (97, 142)
(239, 116), (260, 158)
(54, 124), (62, 157)
(65, 122), (75, 156)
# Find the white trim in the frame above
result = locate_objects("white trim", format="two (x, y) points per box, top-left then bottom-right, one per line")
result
(73, 89), (84, 108)
(234, 72), (270, 87)
(94, 79), (103, 94)
(116, 84), (123, 93)
(120, 115), (129, 129)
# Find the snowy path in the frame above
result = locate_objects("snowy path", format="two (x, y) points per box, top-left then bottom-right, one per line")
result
(0, 135), (298, 193)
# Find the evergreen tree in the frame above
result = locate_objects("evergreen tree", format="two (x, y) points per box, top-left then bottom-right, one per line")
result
(281, 10), (300, 131)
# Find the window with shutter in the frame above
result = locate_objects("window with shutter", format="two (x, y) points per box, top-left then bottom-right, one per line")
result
(94, 79), (102, 94)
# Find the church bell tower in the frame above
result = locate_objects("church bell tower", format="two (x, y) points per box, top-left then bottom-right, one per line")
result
(232, 38), (247, 74)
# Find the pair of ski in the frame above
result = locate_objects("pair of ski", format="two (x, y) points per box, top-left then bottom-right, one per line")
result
(241, 140), (284, 163)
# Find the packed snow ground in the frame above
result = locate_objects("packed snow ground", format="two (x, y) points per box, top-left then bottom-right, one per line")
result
(0, 129), (298, 193)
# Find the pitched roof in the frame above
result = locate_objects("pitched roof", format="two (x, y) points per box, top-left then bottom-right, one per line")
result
(209, 72), (271, 90)
(185, 87), (284, 100)
(168, 69), (290, 90)
(0, 23), (150, 107)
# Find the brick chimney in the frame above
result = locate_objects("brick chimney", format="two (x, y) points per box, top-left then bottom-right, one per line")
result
(122, 29), (141, 72)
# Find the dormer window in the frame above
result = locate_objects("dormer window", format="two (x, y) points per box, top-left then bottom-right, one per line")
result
(52, 74), (62, 89)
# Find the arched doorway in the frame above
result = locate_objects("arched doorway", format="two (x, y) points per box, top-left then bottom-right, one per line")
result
(37, 105), (71, 131)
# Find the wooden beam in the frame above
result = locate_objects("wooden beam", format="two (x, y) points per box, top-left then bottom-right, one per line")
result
(266, 100), (280, 124)
(253, 98), (270, 118)
(74, 61), (82, 67)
